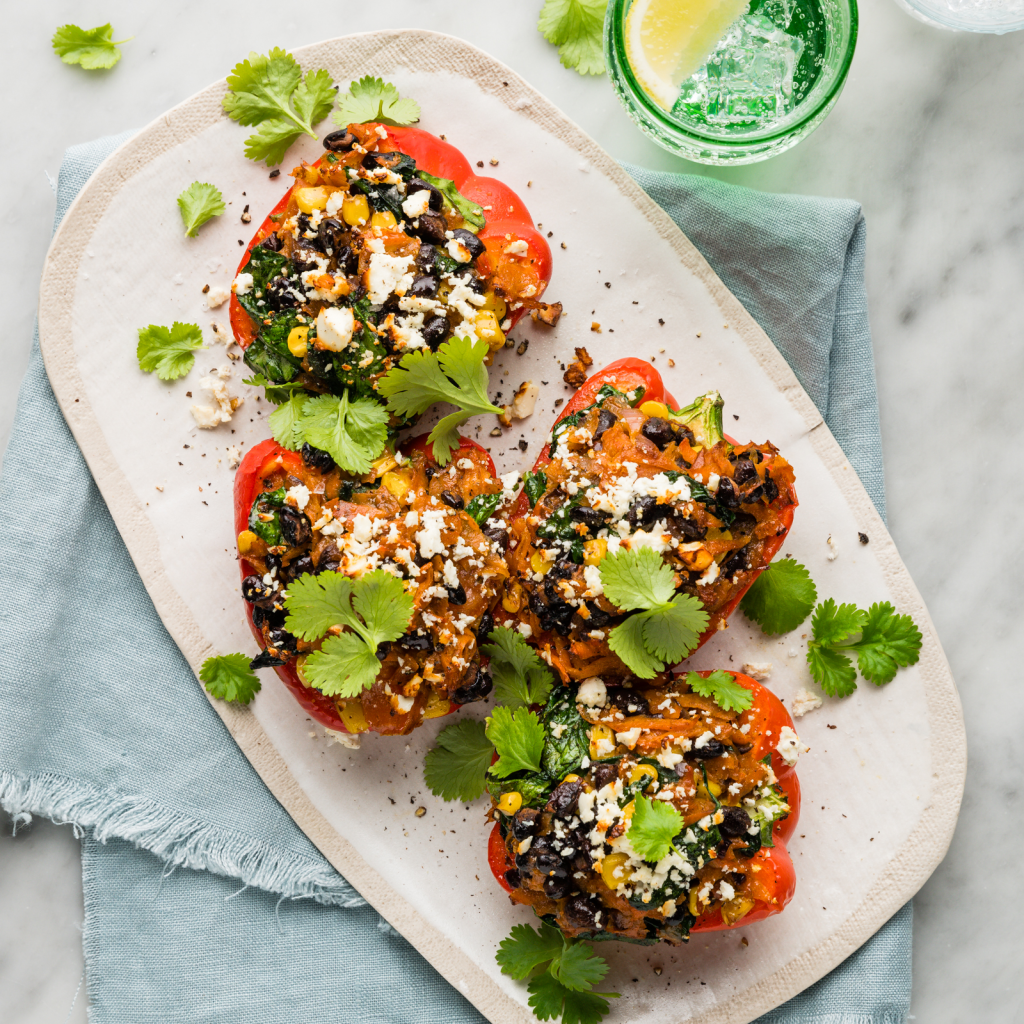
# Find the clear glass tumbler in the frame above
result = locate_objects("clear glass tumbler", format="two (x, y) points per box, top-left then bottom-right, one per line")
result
(605, 0), (859, 165)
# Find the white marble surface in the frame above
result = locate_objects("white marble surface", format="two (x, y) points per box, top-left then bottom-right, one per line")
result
(1, 2), (1021, 1022)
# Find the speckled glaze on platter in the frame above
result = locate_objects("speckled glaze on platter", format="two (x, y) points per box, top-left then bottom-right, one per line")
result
(36, 30), (965, 1024)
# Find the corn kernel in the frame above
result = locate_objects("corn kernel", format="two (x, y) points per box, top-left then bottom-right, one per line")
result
(629, 764), (659, 785)
(562, 774), (581, 784)
(237, 530), (260, 555)
(530, 550), (554, 575)
(423, 690), (451, 719)
(501, 582), (523, 613)
(640, 400), (671, 419)
(342, 194), (370, 226)
(370, 210), (398, 229)
(583, 538), (608, 566)
(381, 470), (411, 499)
(474, 310), (505, 352)
(589, 723), (615, 761)
(295, 186), (331, 213)
(479, 290), (508, 321)
(338, 700), (370, 734)
(720, 895), (756, 926)
(497, 791), (523, 815)
(689, 888), (701, 916)
(600, 852), (633, 889)
(621, 799), (636, 822)
(707, 778), (722, 798)
(287, 326), (309, 357)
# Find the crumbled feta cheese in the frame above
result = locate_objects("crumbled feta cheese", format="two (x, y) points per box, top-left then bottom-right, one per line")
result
(394, 694), (415, 713)
(366, 253), (415, 304)
(205, 285), (230, 309)
(615, 728), (641, 749)
(404, 510), (419, 528)
(696, 560), (720, 587)
(446, 238), (472, 263)
(742, 662), (772, 681)
(325, 190), (345, 218)
(401, 190), (431, 219)
(791, 689), (823, 718)
(316, 305), (355, 351)
(656, 749), (684, 770)
(226, 445), (242, 470)
(776, 725), (806, 765)
(503, 239), (529, 257)
(517, 623), (533, 638)
(827, 534), (838, 561)
(582, 564), (604, 598)
(324, 728), (361, 749)
(415, 510), (447, 559)
(718, 880), (736, 901)
(577, 677), (607, 708)
(285, 484), (311, 511)
(693, 731), (715, 750)
(190, 376), (242, 428)
(231, 272), (254, 296)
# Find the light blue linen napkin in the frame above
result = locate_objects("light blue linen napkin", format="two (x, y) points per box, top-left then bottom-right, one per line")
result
(0, 135), (908, 1024)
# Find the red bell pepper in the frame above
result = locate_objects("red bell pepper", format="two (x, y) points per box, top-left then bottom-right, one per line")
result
(505, 357), (798, 657)
(230, 122), (553, 352)
(486, 671), (799, 938)
(233, 433), (497, 734)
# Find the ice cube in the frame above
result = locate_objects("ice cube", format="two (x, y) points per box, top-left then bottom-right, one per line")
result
(759, 0), (795, 29)
(674, 13), (804, 128)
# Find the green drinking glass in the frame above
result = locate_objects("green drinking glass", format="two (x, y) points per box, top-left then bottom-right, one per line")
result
(605, 0), (859, 164)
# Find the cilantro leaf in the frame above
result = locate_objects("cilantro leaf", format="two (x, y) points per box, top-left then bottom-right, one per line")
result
(638, 596), (709, 665)
(811, 598), (868, 646)
(304, 632), (381, 698)
(529, 975), (616, 1024)
(739, 557), (817, 635)
(606, 612), (663, 678)
(223, 49), (336, 165)
(807, 644), (858, 697)
(333, 76), (420, 128)
(496, 923), (565, 979)
(598, 546), (676, 609)
(176, 181), (225, 237)
(483, 625), (555, 710)
(300, 392), (390, 474)
(486, 706), (545, 778)
(285, 571), (413, 698)
(377, 337), (502, 465)
(537, 0), (607, 76)
(52, 23), (131, 70)
(416, 171), (485, 233)
(806, 599), (922, 697)
(551, 943), (610, 992)
(137, 322), (204, 381)
(200, 653), (261, 704)
(627, 793), (683, 862)
(268, 391), (311, 449)
(855, 602), (923, 684)
(424, 720), (493, 802)
(528, 973), (569, 1022)
(686, 670), (754, 713)
(561, 990), (617, 1024)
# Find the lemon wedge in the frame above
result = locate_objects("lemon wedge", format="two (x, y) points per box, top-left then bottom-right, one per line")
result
(625, 0), (752, 110)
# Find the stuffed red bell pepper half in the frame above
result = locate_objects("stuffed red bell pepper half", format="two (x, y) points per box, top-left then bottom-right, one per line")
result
(234, 431), (515, 737)
(486, 670), (800, 944)
(501, 358), (798, 683)
(230, 121), (556, 410)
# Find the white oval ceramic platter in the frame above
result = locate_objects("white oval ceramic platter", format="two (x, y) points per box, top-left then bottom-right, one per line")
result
(37, 30), (965, 1024)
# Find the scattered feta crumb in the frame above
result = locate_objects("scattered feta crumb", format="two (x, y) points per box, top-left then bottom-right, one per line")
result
(285, 484), (311, 511)
(577, 677), (607, 708)
(517, 623), (533, 638)
(231, 272), (254, 296)
(742, 662), (772, 681)
(205, 285), (230, 309)
(401, 190), (431, 219)
(827, 534), (838, 561)
(324, 728), (361, 750)
(226, 445), (242, 469)
(776, 725), (807, 765)
(190, 376), (242, 429)
(791, 689), (823, 718)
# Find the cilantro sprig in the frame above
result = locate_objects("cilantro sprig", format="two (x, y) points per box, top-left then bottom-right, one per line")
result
(807, 599), (922, 697)
(267, 391), (390, 475)
(423, 720), (494, 803)
(333, 76), (420, 128)
(52, 23), (132, 70)
(284, 570), (413, 698)
(538, 0), (607, 76)
(377, 337), (502, 466)
(627, 794), (684, 863)
(487, 706), (546, 778)
(483, 625), (555, 710)
(200, 654), (261, 705)
(740, 557), (817, 635)
(598, 547), (709, 678)
(137, 322), (204, 381)
(685, 670), (753, 714)
(223, 48), (336, 165)
(497, 922), (618, 1024)
(177, 182), (225, 237)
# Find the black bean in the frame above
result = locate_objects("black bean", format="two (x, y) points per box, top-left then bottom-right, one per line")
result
(250, 648), (289, 669)
(322, 129), (357, 152)
(504, 869), (521, 890)
(511, 809), (539, 840)
(407, 177), (444, 212)
(301, 442), (336, 472)
(409, 274), (440, 298)
(421, 314), (450, 350)
(285, 555), (315, 581)
(410, 212), (448, 245)
(763, 473), (779, 502)
(626, 494), (658, 528)
(258, 232), (283, 252)
(564, 894), (599, 931)
(450, 228), (485, 260)
(446, 583), (467, 605)
(730, 511), (757, 535)
(716, 477), (742, 509)
(592, 408), (617, 442)
(569, 505), (607, 530)
(290, 244), (323, 272)
(265, 628), (298, 657)
(440, 490), (464, 510)
(592, 762), (619, 789)
(242, 574), (275, 604)
(544, 875), (576, 900)
(582, 602), (612, 628)
(483, 527), (508, 554)
(278, 506), (311, 547)
(375, 641), (391, 662)
(415, 243), (438, 271)
(607, 688), (649, 717)
(733, 457), (758, 485)
(692, 738), (727, 759)
(728, 871), (748, 886)
(315, 217), (344, 255)
(316, 559), (341, 575)
(398, 631), (434, 653)
(675, 516), (707, 542)
(545, 778), (583, 818)
(720, 547), (748, 577)
(451, 667), (493, 705)
(718, 807), (752, 839)
(251, 603), (285, 630)
(641, 417), (676, 450)
(476, 610), (495, 646)
(264, 275), (301, 311)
